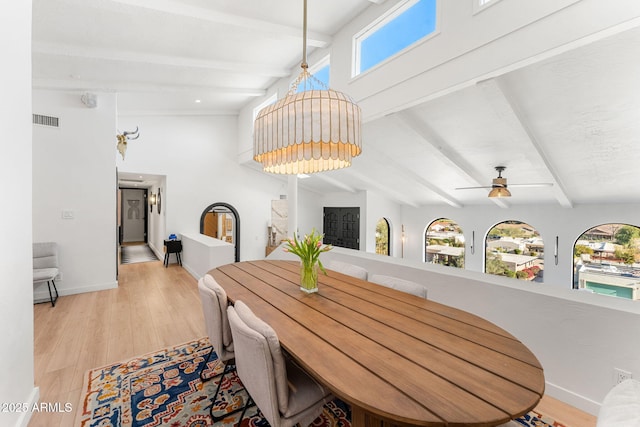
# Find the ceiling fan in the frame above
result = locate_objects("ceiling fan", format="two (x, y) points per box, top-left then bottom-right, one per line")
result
(455, 166), (553, 198)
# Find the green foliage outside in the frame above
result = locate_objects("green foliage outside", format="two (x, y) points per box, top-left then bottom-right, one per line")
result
(486, 253), (512, 277)
(615, 225), (640, 246)
(574, 244), (594, 257)
(615, 247), (636, 265)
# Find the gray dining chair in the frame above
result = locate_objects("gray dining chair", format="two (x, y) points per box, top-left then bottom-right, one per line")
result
(227, 301), (333, 427)
(33, 242), (59, 307)
(198, 274), (241, 422)
(326, 260), (368, 280)
(369, 274), (428, 299)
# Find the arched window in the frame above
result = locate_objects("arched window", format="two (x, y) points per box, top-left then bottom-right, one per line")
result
(573, 223), (640, 300)
(375, 218), (390, 256)
(485, 221), (543, 281)
(200, 203), (240, 262)
(425, 218), (464, 268)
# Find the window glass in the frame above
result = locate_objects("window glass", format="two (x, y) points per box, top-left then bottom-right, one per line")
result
(296, 64), (330, 93)
(355, 0), (437, 75)
(425, 218), (465, 268)
(573, 223), (640, 300)
(485, 221), (544, 281)
(375, 218), (390, 255)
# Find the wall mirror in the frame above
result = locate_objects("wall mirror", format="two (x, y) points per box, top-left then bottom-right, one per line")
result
(200, 202), (240, 262)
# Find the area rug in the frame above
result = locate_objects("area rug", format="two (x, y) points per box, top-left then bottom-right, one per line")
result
(121, 244), (158, 265)
(79, 338), (564, 427)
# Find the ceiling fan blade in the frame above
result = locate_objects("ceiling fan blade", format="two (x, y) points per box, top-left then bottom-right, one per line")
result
(455, 186), (493, 190)
(508, 183), (553, 188)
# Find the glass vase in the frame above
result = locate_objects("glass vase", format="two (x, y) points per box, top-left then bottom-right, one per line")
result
(300, 262), (319, 293)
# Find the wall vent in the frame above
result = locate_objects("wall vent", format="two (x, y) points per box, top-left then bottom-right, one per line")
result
(33, 114), (59, 128)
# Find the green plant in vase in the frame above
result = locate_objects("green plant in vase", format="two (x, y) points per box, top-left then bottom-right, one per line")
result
(284, 229), (332, 293)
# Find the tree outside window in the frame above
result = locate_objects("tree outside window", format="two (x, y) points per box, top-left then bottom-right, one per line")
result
(375, 218), (390, 256)
(485, 221), (543, 282)
(573, 223), (640, 299)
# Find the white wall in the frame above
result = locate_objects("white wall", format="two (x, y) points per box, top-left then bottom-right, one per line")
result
(401, 202), (640, 288)
(147, 177), (166, 256)
(332, 0), (640, 121)
(116, 115), (302, 261)
(366, 191), (402, 256)
(32, 90), (118, 299)
(0, 3), (38, 426)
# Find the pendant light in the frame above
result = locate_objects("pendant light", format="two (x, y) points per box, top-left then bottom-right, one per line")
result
(253, 0), (362, 174)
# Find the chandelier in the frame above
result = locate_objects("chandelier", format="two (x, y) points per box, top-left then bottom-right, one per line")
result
(253, 0), (362, 174)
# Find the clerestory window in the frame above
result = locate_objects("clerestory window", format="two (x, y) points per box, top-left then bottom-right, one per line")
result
(353, 0), (438, 76)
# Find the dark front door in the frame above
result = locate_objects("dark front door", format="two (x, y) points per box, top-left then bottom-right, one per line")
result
(323, 207), (360, 250)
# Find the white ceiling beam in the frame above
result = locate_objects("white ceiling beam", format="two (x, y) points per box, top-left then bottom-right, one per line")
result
(32, 77), (267, 97)
(59, 0), (332, 48)
(343, 169), (420, 208)
(355, 141), (462, 208)
(33, 42), (290, 78)
(481, 79), (574, 208)
(307, 174), (358, 193)
(394, 111), (508, 208)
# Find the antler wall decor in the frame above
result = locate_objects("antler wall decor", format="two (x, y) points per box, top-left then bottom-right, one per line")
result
(116, 127), (140, 160)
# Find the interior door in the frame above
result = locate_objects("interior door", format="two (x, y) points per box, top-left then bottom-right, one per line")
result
(323, 207), (360, 250)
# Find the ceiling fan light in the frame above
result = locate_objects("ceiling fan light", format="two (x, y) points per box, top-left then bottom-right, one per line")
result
(488, 187), (511, 198)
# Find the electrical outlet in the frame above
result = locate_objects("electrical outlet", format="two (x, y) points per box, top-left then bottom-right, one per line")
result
(614, 368), (633, 385)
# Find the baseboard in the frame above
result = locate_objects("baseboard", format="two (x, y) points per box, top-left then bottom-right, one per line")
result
(545, 381), (601, 416)
(33, 280), (118, 303)
(181, 263), (201, 281)
(149, 243), (163, 261)
(14, 387), (39, 427)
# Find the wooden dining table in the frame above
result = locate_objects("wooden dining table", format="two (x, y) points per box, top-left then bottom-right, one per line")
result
(208, 260), (545, 427)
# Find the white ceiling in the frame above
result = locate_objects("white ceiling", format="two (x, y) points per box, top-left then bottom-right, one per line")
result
(33, 0), (640, 207)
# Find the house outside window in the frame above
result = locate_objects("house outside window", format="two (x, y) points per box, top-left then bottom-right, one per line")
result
(425, 218), (464, 268)
(485, 221), (544, 281)
(573, 223), (640, 300)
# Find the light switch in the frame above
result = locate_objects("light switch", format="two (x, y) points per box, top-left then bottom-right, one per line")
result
(62, 210), (74, 219)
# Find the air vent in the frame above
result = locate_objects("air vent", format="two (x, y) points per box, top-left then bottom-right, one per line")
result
(33, 114), (59, 128)
(120, 179), (144, 183)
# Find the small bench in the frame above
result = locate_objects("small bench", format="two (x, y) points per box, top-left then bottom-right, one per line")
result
(597, 379), (640, 427)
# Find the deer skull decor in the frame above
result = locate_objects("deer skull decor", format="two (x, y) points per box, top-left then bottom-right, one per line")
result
(116, 127), (140, 160)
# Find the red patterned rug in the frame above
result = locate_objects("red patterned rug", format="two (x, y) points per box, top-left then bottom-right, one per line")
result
(78, 337), (562, 427)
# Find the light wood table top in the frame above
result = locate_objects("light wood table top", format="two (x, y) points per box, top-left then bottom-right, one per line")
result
(209, 260), (545, 427)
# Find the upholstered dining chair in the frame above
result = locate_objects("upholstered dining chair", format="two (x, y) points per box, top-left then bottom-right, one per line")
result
(369, 274), (428, 299)
(33, 242), (60, 307)
(326, 260), (368, 280)
(227, 301), (333, 427)
(197, 274), (241, 421)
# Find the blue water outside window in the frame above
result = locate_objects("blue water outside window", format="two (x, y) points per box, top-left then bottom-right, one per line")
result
(356, 0), (437, 75)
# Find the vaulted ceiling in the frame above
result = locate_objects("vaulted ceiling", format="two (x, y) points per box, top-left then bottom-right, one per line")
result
(33, 0), (640, 208)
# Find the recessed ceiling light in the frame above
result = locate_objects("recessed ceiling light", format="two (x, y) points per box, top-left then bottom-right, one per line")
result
(297, 174), (310, 179)
(195, 99), (201, 103)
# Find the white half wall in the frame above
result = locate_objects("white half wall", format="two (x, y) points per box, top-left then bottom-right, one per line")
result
(268, 246), (640, 416)
(32, 90), (118, 299)
(0, 3), (38, 426)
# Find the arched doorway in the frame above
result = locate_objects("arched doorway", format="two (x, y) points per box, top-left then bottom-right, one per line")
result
(200, 202), (240, 262)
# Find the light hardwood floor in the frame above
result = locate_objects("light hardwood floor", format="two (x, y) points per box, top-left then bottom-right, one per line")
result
(30, 259), (205, 427)
(30, 259), (597, 427)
